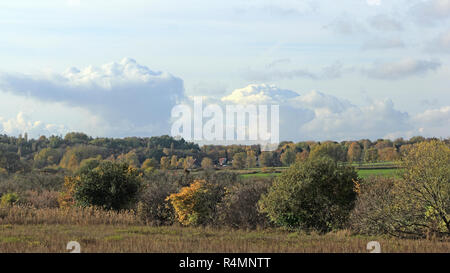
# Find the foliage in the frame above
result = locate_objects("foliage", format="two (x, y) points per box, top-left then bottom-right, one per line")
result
(160, 156), (170, 170)
(246, 150), (257, 168)
(183, 156), (196, 170)
(378, 147), (399, 161)
(393, 140), (449, 237)
(117, 150), (140, 168)
(280, 148), (296, 166)
(76, 157), (102, 175)
(58, 176), (78, 209)
(349, 176), (397, 235)
(364, 148), (378, 163)
(0, 192), (19, 207)
(21, 190), (60, 209)
(33, 148), (63, 168)
(170, 155), (178, 169)
(347, 142), (362, 162)
(166, 179), (223, 226)
(63, 161), (142, 211)
(201, 157), (214, 170)
(141, 158), (158, 169)
(309, 142), (346, 162)
(218, 178), (272, 229)
(0, 171), (66, 196)
(259, 157), (358, 232)
(259, 151), (275, 167)
(59, 145), (107, 171)
(136, 172), (183, 225)
(351, 140), (450, 238)
(295, 150), (309, 162)
(232, 152), (247, 169)
(0, 150), (22, 173)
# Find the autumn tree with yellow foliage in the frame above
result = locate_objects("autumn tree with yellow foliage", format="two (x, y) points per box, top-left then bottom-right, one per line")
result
(166, 179), (222, 226)
(395, 140), (450, 236)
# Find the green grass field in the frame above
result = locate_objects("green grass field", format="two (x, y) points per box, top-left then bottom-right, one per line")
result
(356, 168), (402, 178)
(240, 173), (281, 179)
(240, 167), (402, 179)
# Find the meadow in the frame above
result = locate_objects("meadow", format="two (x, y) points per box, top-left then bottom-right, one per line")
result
(0, 135), (448, 254)
(0, 207), (448, 253)
(238, 164), (402, 179)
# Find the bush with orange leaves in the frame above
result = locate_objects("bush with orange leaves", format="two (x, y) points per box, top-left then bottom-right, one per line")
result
(58, 176), (78, 209)
(166, 179), (222, 226)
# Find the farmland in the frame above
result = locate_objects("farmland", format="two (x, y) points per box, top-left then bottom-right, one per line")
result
(237, 163), (402, 179)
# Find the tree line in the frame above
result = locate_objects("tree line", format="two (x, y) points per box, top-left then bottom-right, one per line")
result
(0, 132), (448, 239)
(1, 132), (447, 174)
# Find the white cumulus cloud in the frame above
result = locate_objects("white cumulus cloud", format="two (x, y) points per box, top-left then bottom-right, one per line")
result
(412, 106), (450, 137)
(221, 83), (300, 104)
(219, 84), (449, 141)
(0, 112), (67, 138)
(0, 58), (186, 137)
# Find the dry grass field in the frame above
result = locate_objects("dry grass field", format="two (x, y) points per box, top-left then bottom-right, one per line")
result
(0, 207), (448, 253)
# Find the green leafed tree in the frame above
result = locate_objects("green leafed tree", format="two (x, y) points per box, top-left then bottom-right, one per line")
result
(394, 140), (450, 237)
(232, 152), (247, 169)
(259, 151), (275, 167)
(201, 157), (214, 170)
(347, 142), (362, 163)
(280, 148), (296, 166)
(259, 157), (358, 232)
(309, 142), (346, 162)
(69, 161), (142, 211)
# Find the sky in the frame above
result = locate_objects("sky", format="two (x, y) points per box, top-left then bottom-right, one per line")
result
(0, 0), (449, 141)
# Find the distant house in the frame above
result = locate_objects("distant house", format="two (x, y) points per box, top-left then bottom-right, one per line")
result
(218, 157), (228, 166)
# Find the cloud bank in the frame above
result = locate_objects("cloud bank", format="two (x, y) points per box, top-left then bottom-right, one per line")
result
(1, 60), (448, 141)
(219, 84), (449, 141)
(0, 58), (186, 136)
(0, 112), (67, 137)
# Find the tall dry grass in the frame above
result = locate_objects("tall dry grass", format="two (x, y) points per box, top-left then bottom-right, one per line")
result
(0, 206), (138, 225)
(0, 224), (449, 253)
(0, 207), (448, 253)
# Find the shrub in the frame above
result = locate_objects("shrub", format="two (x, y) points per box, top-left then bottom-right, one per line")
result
(136, 172), (183, 225)
(350, 140), (450, 239)
(218, 178), (272, 229)
(166, 179), (223, 226)
(0, 171), (66, 204)
(0, 206), (137, 225)
(259, 157), (358, 232)
(58, 176), (77, 208)
(232, 152), (247, 169)
(195, 170), (238, 188)
(349, 176), (397, 235)
(396, 140), (449, 237)
(33, 148), (64, 169)
(1, 192), (19, 207)
(201, 157), (214, 170)
(63, 161), (142, 211)
(76, 157), (102, 175)
(21, 190), (60, 209)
